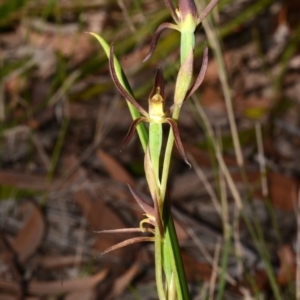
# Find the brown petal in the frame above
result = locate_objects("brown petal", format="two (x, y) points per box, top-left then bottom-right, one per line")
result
(149, 68), (165, 100)
(163, 0), (180, 23)
(143, 22), (179, 62)
(101, 237), (154, 255)
(94, 228), (143, 234)
(121, 117), (148, 151)
(109, 44), (148, 116)
(127, 184), (155, 217)
(165, 118), (191, 167)
(185, 46), (208, 100)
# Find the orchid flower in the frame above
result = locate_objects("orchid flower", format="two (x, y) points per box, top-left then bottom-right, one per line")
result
(95, 184), (163, 255)
(143, 0), (219, 62)
(109, 44), (200, 167)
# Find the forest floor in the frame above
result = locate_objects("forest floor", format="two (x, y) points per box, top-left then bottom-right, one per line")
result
(1, 0), (300, 299)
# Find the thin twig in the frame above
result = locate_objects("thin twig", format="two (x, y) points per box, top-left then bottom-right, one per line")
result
(117, 0), (136, 33)
(255, 122), (268, 197)
(216, 124), (230, 238)
(186, 227), (236, 286)
(193, 98), (243, 210)
(209, 239), (221, 300)
(188, 153), (222, 218)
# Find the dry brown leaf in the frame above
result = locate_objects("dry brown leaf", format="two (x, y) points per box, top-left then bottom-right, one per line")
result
(108, 258), (142, 299)
(221, 168), (299, 211)
(267, 172), (299, 211)
(0, 294), (23, 300)
(181, 252), (212, 281)
(63, 156), (133, 256)
(0, 171), (52, 191)
(2, 297), (40, 300)
(28, 268), (108, 296)
(65, 288), (97, 300)
(245, 171), (299, 211)
(74, 188), (132, 256)
(0, 279), (22, 295)
(35, 255), (88, 270)
(97, 149), (136, 186)
(0, 235), (23, 299)
(276, 244), (296, 286)
(11, 201), (46, 264)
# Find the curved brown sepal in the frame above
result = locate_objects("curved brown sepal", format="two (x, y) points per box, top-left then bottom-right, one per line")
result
(185, 46), (208, 100)
(149, 68), (165, 100)
(143, 22), (179, 62)
(94, 228), (142, 234)
(121, 117), (148, 151)
(127, 184), (155, 217)
(163, 0), (179, 23)
(101, 237), (154, 255)
(165, 118), (191, 168)
(109, 45), (148, 116)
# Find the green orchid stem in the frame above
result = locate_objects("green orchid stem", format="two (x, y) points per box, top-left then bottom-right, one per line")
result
(161, 105), (180, 200)
(163, 198), (189, 300)
(160, 29), (196, 299)
(149, 104), (189, 299)
(155, 226), (167, 300)
(180, 31), (195, 64)
(149, 122), (163, 186)
(160, 105), (190, 300)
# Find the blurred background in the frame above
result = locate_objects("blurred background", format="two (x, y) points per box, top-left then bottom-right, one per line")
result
(0, 0), (300, 299)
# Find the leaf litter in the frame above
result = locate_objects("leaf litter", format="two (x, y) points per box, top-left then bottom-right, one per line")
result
(0, 0), (300, 299)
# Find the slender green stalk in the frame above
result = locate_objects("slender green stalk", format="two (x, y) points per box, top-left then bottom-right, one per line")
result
(155, 226), (167, 300)
(180, 31), (195, 64)
(161, 106), (180, 200)
(159, 104), (190, 299)
(163, 205), (189, 300)
(149, 123), (163, 185)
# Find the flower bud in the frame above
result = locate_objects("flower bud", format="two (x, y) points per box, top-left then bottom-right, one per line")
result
(178, 0), (198, 31)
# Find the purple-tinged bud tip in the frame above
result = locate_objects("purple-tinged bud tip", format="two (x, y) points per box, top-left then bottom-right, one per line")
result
(178, 0), (198, 23)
